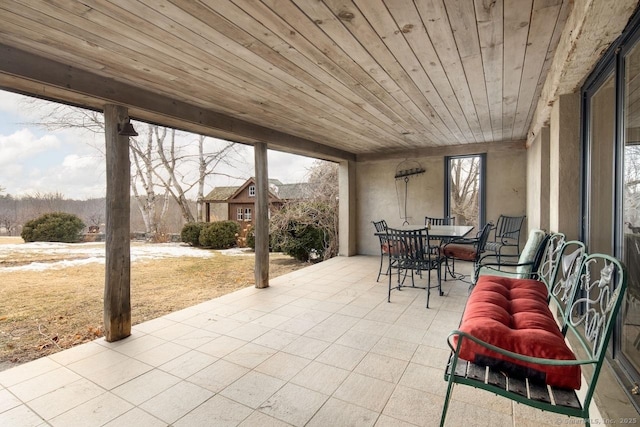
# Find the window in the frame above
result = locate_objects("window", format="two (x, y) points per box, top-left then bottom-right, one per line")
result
(581, 11), (640, 409)
(244, 208), (252, 221)
(236, 208), (243, 221)
(249, 185), (256, 197)
(445, 154), (486, 230)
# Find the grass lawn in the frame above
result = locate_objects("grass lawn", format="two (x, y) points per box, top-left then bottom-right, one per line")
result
(0, 237), (307, 369)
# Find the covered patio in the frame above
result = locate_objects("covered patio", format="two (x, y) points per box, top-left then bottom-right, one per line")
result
(0, 258), (591, 426)
(1, 0), (639, 424)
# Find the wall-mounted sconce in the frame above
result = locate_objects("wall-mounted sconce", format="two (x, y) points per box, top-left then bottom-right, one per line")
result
(118, 119), (138, 136)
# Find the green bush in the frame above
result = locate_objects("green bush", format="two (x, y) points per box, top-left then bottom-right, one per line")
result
(181, 222), (206, 246)
(279, 221), (325, 262)
(21, 212), (85, 243)
(199, 220), (240, 249)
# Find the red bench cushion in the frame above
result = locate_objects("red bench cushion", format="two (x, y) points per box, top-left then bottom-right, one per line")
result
(454, 275), (581, 389)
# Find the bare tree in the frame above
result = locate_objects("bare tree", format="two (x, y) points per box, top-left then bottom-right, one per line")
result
(449, 157), (480, 229)
(20, 97), (247, 236)
(269, 160), (339, 261)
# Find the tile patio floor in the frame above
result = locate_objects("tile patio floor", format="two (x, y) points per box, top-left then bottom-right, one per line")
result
(0, 255), (599, 426)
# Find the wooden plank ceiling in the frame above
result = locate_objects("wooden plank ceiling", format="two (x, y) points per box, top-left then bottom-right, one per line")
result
(0, 0), (571, 160)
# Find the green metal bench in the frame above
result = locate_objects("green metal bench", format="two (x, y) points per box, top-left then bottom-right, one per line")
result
(440, 237), (628, 427)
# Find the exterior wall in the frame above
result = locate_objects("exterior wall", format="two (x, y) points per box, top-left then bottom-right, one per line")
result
(356, 147), (527, 255)
(526, 126), (550, 231)
(549, 92), (581, 240)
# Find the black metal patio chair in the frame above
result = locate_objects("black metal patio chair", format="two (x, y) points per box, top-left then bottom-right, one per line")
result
(441, 222), (493, 283)
(372, 219), (389, 282)
(386, 227), (444, 308)
(484, 215), (526, 262)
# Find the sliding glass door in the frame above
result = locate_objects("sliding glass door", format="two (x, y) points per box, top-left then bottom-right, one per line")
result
(445, 154), (485, 230)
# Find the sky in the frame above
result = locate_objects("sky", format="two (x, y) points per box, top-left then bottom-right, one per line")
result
(0, 90), (318, 200)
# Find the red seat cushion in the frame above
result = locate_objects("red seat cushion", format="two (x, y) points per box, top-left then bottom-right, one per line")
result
(442, 243), (477, 261)
(454, 275), (581, 389)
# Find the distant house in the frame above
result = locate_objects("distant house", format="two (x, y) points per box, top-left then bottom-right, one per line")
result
(202, 178), (311, 225)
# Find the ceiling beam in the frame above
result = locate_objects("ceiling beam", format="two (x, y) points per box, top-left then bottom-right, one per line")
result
(356, 140), (526, 162)
(526, 0), (639, 146)
(0, 43), (355, 162)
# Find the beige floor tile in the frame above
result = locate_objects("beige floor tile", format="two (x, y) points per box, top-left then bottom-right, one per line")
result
(335, 329), (382, 351)
(0, 357), (61, 387)
(374, 414), (419, 426)
(316, 343), (368, 371)
(275, 317), (317, 335)
(255, 351), (311, 381)
(258, 383), (329, 427)
(251, 328), (300, 350)
(158, 349), (217, 378)
(282, 335), (331, 359)
(224, 342), (277, 369)
(187, 359), (249, 393)
(355, 353), (409, 384)
(411, 345), (451, 369)
(238, 410), (294, 427)
(196, 334), (247, 358)
(76, 357), (153, 390)
(9, 367), (81, 402)
(134, 341), (190, 366)
(250, 312), (292, 328)
(170, 328), (220, 348)
(333, 372), (395, 412)
(381, 384), (444, 426)
(307, 397), (378, 427)
(398, 363), (448, 396)
(132, 317), (177, 335)
(109, 334), (165, 357)
(112, 369), (181, 405)
(220, 370), (285, 409)
(138, 381), (213, 424)
(103, 407), (166, 427)
(384, 323), (427, 344)
(442, 398), (513, 427)
(0, 404), (47, 427)
(290, 361), (350, 395)
(49, 392), (133, 427)
(47, 341), (107, 366)
(226, 322), (271, 341)
(352, 319), (392, 337)
(371, 337), (418, 361)
(0, 388), (22, 413)
(28, 378), (105, 420)
(173, 394), (253, 427)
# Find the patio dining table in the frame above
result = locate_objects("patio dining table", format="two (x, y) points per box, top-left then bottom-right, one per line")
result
(376, 224), (474, 239)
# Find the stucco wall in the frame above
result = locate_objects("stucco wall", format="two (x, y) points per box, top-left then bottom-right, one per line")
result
(356, 147), (527, 255)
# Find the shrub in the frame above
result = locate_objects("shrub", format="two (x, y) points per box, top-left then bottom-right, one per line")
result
(246, 226), (255, 249)
(181, 222), (206, 246)
(21, 212), (85, 243)
(199, 220), (240, 249)
(279, 221), (325, 262)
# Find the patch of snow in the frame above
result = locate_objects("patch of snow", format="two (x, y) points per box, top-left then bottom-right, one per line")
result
(0, 242), (216, 272)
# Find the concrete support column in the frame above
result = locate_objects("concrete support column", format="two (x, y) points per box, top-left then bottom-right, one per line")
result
(527, 126), (550, 231)
(549, 93), (581, 240)
(338, 160), (357, 256)
(103, 104), (131, 342)
(254, 142), (269, 288)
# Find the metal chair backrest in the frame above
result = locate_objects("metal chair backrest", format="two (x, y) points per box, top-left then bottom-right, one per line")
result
(494, 215), (526, 245)
(372, 219), (388, 233)
(425, 216), (455, 226)
(475, 222), (493, 255)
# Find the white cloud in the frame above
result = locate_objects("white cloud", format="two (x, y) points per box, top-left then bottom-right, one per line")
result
(0, 128), (60, 167)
